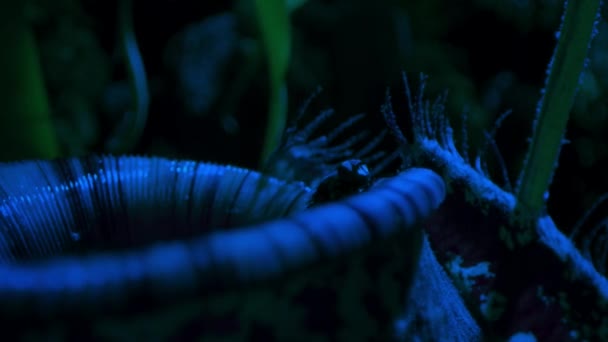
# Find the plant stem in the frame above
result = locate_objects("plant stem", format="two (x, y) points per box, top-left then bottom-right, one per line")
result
(515, 0), (601, 220)
(254, 0), (291, 167)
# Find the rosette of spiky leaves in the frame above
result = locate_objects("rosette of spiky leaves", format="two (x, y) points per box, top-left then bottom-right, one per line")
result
(383, 73), (516, 213)
(264, 87), (397, 188)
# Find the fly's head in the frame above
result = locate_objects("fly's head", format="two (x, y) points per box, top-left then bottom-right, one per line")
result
(308, 159), (372, 207)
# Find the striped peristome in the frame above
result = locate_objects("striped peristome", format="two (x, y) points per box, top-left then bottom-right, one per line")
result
(0, 155), (445, 340)
(0, 156), (312, 262)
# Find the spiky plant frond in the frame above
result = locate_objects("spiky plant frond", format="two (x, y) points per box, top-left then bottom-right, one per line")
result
(383, 72), (608, 305)
(264, 88), (397, 187)
(382, 72), (516, 213)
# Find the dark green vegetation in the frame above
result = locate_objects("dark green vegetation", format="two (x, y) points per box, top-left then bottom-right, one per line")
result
(2, 0), (608, 340)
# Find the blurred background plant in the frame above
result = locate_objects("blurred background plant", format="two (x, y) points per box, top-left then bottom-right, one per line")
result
(2, 0), (608, 279)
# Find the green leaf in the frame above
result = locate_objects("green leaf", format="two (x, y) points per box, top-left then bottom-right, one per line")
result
(0, 0), (60, 160)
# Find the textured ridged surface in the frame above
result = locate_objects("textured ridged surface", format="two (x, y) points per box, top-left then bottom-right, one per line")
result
(0, 156), (312, 262)
(0, 156), (445, 340)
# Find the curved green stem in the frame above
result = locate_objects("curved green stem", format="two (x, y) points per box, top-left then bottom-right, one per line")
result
(106, 0), (149, 153)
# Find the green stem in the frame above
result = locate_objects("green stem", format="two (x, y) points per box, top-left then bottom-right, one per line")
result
(515, 0), (601, 220)
(254, 0), (291, 167)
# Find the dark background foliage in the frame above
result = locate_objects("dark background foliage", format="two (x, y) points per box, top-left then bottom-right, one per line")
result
(10, 0), (608, 234)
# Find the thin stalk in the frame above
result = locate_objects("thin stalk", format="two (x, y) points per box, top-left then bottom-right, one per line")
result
(515, 0), (601, 220)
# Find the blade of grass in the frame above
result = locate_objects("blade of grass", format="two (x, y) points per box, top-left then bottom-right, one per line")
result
(254, 0), (291, 167)
(0, 0), (60, 161)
